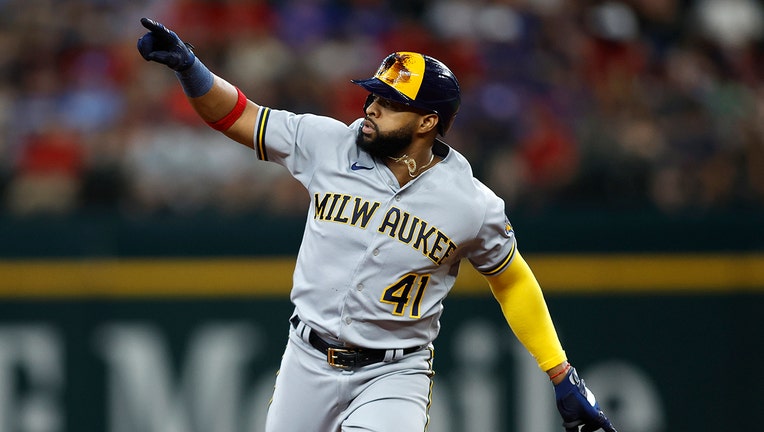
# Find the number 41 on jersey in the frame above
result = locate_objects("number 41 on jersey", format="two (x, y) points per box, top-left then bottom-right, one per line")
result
(380, 273), (430, 318)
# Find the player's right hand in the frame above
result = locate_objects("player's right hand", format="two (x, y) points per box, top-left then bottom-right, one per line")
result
(554, 367), (617, 432)
(137, 18), (196, 71)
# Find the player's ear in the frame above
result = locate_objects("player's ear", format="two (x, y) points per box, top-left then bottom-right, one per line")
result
(418, 113), (439, 135)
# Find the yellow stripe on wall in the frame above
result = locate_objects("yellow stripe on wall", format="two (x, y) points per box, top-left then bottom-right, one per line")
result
(0, 258), (295, 298)
(0, 253), (762, 298)
(456, 253), (764, 294)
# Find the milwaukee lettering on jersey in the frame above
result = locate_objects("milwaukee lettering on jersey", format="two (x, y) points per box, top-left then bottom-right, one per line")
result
(377, 207), (457, 265)
(314, 193), (381, 228)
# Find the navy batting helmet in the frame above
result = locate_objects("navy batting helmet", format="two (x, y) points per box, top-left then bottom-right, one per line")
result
(352, 52), (461, 136)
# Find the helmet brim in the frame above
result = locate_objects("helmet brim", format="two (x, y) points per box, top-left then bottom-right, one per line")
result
(351, 77), (416, 106)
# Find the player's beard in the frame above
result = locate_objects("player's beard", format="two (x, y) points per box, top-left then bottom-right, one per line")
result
(356, 120), (414, 159)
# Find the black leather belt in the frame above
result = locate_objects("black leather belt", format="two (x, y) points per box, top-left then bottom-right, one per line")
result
(290, 316), (422, 369)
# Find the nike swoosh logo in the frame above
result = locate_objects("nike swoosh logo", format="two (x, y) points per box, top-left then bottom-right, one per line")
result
(351, 162), (373, 171)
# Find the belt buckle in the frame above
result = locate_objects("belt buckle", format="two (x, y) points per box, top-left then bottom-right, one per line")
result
(327, 347), (353, 369)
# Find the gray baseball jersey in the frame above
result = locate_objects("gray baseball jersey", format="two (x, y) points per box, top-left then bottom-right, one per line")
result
(254, 107), (516, 350)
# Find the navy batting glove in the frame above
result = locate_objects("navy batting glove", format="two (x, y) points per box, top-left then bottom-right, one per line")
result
(137, 18), (196, 71)
(554, 367), (617, 432)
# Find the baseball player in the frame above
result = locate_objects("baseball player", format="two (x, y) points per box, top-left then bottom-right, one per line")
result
(137, 17), (618, 432)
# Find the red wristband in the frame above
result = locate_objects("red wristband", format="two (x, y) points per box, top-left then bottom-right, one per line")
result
(206, 87), (247, 131)
(549, 363), (571, 381)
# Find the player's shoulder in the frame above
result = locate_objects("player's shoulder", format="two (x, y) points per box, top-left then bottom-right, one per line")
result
(264, 108), (357, 138)
(440, 144), (499, 201)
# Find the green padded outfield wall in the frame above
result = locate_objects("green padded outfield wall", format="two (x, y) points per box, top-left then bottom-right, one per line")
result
(0, 210), (761, 432)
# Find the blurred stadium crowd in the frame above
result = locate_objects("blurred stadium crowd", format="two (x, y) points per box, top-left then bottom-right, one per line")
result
(1, 0), (763, 217)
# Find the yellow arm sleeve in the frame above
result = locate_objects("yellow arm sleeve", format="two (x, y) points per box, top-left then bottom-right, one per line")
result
(485, 251), (567, 371)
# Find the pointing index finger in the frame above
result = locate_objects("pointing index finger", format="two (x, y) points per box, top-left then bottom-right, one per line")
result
(140, 17), (164, 33)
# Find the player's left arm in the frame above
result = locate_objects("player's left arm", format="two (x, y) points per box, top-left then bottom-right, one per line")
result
(484, 251), (566, 372)
(485, 252), (618, 432)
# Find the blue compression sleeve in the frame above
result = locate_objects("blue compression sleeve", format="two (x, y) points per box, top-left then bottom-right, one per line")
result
(175, 58), (214, 98)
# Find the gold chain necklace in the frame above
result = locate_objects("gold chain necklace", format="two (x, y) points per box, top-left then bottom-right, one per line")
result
(388, 153), (435, 178)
